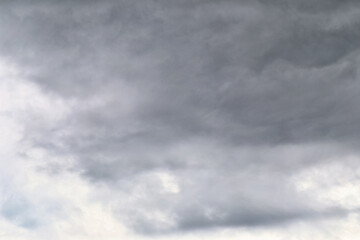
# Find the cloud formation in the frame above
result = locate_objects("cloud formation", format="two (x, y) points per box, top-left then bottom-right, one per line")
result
(0, 0), (360, 238)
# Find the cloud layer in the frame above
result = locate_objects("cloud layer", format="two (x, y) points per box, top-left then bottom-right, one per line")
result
(0, 0), (360, 238)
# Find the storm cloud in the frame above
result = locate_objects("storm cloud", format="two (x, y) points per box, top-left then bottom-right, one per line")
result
(1, 0), (360, 238)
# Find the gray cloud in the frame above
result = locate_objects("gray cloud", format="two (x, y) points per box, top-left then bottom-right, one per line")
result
(2, 0), (360, 234)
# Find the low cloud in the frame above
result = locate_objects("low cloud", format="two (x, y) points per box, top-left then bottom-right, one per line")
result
(0, 0), (360, 237)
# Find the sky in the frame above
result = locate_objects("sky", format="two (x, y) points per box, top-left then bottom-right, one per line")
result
(0, 0), (360, 239)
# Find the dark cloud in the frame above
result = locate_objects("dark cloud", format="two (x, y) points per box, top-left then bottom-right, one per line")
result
(2, 0), (360, 234)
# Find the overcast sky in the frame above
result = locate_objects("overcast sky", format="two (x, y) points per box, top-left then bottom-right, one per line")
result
(0, 1), (360, 239)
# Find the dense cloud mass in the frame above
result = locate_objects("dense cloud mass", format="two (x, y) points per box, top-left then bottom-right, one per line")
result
(0, 0), (360, 238)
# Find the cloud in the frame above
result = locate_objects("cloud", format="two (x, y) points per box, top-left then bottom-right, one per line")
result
(0, 0), (360, 237)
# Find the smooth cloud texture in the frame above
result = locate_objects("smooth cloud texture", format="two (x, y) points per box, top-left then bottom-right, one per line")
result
(0, 0), (360, 237)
